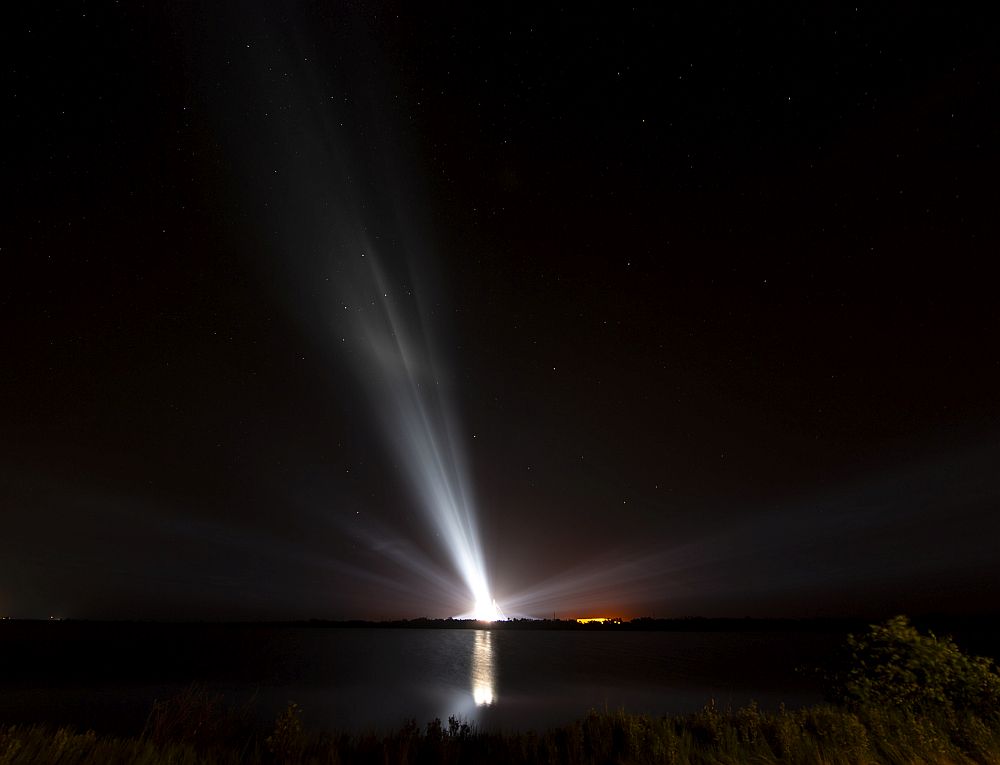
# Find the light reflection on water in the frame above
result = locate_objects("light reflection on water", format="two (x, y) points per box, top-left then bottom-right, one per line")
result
(471, 629), (496, 706)
(0, 627), (841, 732)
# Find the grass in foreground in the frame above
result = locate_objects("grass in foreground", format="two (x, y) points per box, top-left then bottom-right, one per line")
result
(2, 701), (1000, 765)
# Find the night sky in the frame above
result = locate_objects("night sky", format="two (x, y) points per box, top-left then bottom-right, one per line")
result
(4, 3), (999, 620)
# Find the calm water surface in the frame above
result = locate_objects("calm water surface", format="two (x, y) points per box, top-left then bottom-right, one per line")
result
(0, 625), (841, 732)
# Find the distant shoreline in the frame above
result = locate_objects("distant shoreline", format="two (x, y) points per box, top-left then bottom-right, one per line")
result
(3, 614), (1000, 634)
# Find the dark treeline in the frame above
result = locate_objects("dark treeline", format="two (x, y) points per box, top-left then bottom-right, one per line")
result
(305, 615), (1000, 635)
(21, 613), (1000, 634)
(6, 615), (1000, 648)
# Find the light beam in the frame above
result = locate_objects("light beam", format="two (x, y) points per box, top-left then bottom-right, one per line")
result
(339, 250), (501, 619)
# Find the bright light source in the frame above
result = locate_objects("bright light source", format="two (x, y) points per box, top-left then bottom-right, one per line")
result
(473, 597), (504, 622)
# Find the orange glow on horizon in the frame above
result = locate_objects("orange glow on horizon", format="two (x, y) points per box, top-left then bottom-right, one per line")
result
(575, 617), (622, 624)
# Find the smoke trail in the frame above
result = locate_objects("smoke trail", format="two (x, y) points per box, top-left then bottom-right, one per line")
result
(337, 249), (501, 619)
(184, 5), (501, 617)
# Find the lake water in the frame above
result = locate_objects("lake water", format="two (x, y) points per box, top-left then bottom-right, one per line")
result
(0, 624), (843, 733)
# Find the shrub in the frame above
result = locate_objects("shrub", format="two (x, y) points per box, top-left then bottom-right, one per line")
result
(828, 615), (1000, 718)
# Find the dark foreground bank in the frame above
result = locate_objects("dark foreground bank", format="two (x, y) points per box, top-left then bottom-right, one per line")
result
(2, 698), (1000, 764)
